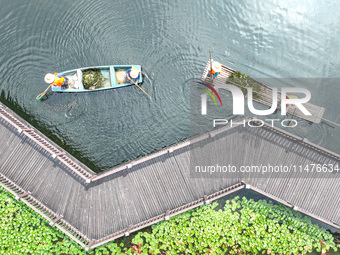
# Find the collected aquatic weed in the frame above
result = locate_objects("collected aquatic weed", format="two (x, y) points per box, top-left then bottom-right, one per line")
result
(228, 71), (262, 99)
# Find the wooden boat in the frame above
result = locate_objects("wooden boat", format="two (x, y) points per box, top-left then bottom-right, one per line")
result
(51, 65), (142, 92)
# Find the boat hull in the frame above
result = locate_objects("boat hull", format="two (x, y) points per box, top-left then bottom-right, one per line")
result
(51, 65), (142, 92)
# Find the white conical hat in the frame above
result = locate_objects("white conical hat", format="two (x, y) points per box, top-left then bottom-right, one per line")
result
(130, 69), (140, 79)
(44, 73), (55, 83)
(212, 62), (222, 72)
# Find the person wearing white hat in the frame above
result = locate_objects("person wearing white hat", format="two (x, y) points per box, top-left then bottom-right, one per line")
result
(44, 72), (68, 87)
(211, 60), (222, 78)
(126, 67), (141, 83)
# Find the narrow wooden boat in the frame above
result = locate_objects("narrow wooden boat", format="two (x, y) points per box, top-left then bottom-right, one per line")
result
(51, 65), (142, 92)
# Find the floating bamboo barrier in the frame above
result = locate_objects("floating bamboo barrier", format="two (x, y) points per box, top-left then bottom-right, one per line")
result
(201, 60), (325, 123)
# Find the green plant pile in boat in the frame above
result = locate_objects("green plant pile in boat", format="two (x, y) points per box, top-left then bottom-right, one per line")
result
(228, 71), (262, 99)
(128, 196), (338, 254)
(82, 69), (105, 90)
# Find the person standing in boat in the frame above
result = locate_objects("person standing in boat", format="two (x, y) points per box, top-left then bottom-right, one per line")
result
(126, 67), (141, 83)
(44, 72), (69, 87)
(211, 61), (222, 78)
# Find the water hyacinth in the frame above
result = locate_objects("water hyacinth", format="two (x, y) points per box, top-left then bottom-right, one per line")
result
(82, 69), (105, 90)
(0, 187), (122, 255)
(228, 71), (262, 99)
(129, 196), (338, 255)
(0, 186), (338, 254)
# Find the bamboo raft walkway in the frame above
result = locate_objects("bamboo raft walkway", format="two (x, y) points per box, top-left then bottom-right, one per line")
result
(0, 102), (340, 250)
(201, 60), (326, 123)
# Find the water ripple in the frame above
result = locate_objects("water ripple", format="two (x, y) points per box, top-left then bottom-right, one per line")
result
(1, 0), (340, 171)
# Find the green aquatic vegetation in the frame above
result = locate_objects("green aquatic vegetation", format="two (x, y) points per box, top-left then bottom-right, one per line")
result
(0, 187), (123, 255)
(82, 69), (105, 90)
(0, 186), (338, 254)
(0, 188), (82, 254)
(129, 196), (338, 255)
(228, 71), (262, 99)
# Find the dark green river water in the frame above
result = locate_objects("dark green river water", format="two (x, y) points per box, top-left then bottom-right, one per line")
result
(1, 0), (340, 252)
(1, 0), (340, 175)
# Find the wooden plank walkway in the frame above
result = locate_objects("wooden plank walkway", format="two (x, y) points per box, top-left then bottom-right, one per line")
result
(201, 60), (325, 123)
(0, 102), (340, 250)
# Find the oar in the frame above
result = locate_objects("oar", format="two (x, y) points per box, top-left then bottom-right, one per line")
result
(127, 76), (151, 98)
(36, 83), (53, 101)
(209, 49), (213, 86)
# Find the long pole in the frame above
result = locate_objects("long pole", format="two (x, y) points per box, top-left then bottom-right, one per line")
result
(128, 77), (151, 98)
(36, 84), (52, 101)
(209, 49), (213, 87)
(288, 107), (296, 126)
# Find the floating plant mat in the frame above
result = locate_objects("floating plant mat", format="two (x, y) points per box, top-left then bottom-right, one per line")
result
(82, 69), (105, 90)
